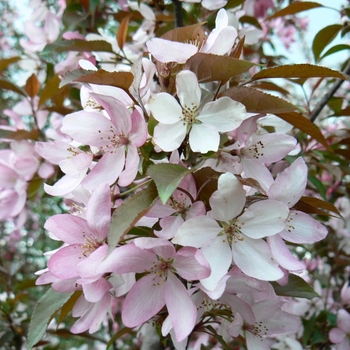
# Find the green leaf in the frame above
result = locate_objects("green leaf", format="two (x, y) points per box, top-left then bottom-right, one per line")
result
(276, 112), (330, 150)
(0, 78), (27, 96)
(147, 163), (189, 204)
(251, 63), (347, 81)
(27, 288), (74, 349)
(0, 56), (21, 71)
(320, 44), (350, 60)
(312, 24), (343, 62)
(41, 39), (114, 56)
(308, 174), (327, 200)
(267, 1), (324, 20)
(108, 182), (158, 252)
(271, 274), (319, 299)
(222, 87), (298, 113)
(184, 53), (256, 83)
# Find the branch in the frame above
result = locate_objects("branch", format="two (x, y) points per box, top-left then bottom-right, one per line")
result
(309, 59), (350, 122)
(172, 0), (183, 28)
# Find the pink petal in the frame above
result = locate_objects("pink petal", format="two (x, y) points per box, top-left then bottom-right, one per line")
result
(44, 214), (90, 244)
(172, 216), (221, 248)
(118, 145), (139, 186)
(122, 274), (166, 327)
(280, 210), (328, 243)
(329, 327), (346, 343)
(146, 38), (197, 63)
(238, 200), (289, 239)
(86, 183), (111, 240)
(209, 172), (246, 222)
(82, 150), (125, 190)
(173, 247), (211, 280)
(267, 235), (305, 271)
(48, 244), (82, 279)
(97, 243), (155, 274)
(268, 157), (307, 207)
(200, 237), (232, 291)
(165, 273), (197, 342)
(81, 278), (113, 303)
(130, 108), (147, 146)
(232, 237), (283, 281)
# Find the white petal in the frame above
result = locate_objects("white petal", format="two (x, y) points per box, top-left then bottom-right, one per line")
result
(189, 123), (219, 153)
(199, 97), (246, 132)
(176, 70), (201, 108)
(153, 122), (186, 152)
(148, 93), (182, 124)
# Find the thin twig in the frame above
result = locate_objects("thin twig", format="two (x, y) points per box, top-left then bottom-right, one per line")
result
(172, 0), (183, 28)
(309, 59), (350, 123)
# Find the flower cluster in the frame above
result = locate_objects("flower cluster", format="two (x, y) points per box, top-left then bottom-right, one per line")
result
(1, 0), (349, 349)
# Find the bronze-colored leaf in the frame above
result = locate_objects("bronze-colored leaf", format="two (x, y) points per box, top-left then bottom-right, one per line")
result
(267, 1), (324, 20)
(0, 56), (21, 71)
(25, 74), (40, 98)
(276, 112), (330, 149)
(60, 68), (134, 91)
(0, 78), (27, 96)
(39, 74), (61, 107)
(184, 53), (255, 83)
(117, 13), (133, 50)
(162, 22), (206, 45)
(251, 64), (348, 82)
(0, 129), (40, 141)
(312, 25), (343, 62)
(221, 86), (298, 113)
(300, 196), (341, 217)
(248, 81), (290, 96)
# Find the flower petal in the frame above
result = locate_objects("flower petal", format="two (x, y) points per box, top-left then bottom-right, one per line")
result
(189, 123), (219, 153)
(153, 122), (186, 152)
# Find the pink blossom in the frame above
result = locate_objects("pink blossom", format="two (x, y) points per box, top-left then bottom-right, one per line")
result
(97, 237), (211, 342)
(61, 94), (147, 188)
(329, 309), (350, 349)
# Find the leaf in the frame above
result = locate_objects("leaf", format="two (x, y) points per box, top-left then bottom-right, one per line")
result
(106, 328), (134, 350)
(271, 274), (319, 299)
(221, 87), (298, 113)
(27, 288), (73, 349)
(0, 129), (39, 141)
(108, 182), (158, 252)
(192, 167), (220, 207)
(312, 24), (343, 62)
(162, 22), (206, 44)
(147, 163), (190, 204)
(320, 44), (350, 60)
(248, 81), (290, 96)
(60, 69), (134, 91)
(57, 291), (82, 326)
(267, 1), (324, 20)
(0, 78), (27, 96)
(25, 74), (40, 98)
(299, 196), (341, 217)
(184, 53), (255, 83)
(308, 174), (327, 200)
(276, 112), (330, 150)
(117, 13), (133, 50)
(0, 56), (21, 71)
(251, 63), (348, 81)
(41, 39), (114, 56)
(39, 74), (61, 107)
(239, 15), (262, 29)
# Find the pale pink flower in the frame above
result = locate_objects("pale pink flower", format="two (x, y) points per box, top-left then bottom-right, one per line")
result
(61, 93), (147, 189)
(329, 309), (350, 349)
(97, 237), (211, 342)
(146, 9), (236, 64)
(173, 172), (289, 287)
(148, 70), (246, 153)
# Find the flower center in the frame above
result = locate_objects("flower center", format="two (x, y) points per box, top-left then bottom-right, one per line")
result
(223, 221), (245, 244)
(181, 102), (198, 124)
(98, 126), (130, 153)
(80, 233), (102, 257)
(244, 321), (269, 339)
(241, 140), (265, 159)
